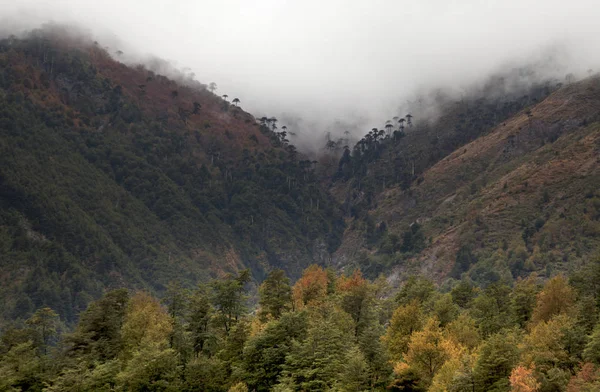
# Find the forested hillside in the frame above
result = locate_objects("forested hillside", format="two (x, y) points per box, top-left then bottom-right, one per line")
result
(4, 263), (600, 391)
(332, 75), (600, 285)
(0, 30), (344, 324)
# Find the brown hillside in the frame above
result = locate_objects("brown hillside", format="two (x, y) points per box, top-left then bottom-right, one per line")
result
(337, 77), (600, 284)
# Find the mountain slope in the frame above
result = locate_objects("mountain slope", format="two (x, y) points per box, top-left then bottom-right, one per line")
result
(335, 76), (600, 284)
(0, 31), (343, 323)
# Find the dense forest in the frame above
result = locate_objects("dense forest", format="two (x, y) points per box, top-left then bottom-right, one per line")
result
(0, 31), (343, 323)
(4, 262), (600, 391)
(3, 25), (600, 392)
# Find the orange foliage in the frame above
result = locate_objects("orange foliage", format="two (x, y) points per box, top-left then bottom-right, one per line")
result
(510, 365), (540, 392)
(567, 363), (600, 392)
(337, 270), (367, 292)
(292, 265), (329, 309)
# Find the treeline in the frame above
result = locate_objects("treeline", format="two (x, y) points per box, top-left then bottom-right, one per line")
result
(4, 260), (600, 391)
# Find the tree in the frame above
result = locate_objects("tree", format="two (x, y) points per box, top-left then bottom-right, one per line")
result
(521, 314), (571, 373)
(242, 312), (308, 391)
(337, 270), (376, 337)
(474, 332), (520, 391)
(258, 269), (292, 321)
(531, 275), (575, 325)
(26, 307), (58, 356)
(120, 291), (173, 354)
(171, 90), (179, 99)
(0, 341), (43, 392)
(511, 275), (539, 328)
(193, 101), (201, 114)
(268, 117), (278, 131)
(445, 313), (480, 350)
(336, 346), (370, 391)
(116, 292), (179, 391)
(222, 94), (229, 102)
(188, 285), (215, 356)
(292, 265), (329, 309)
(406, 114), (413, 127)
(208, 82), (217, 93)
(278, 303), (355, 391)
(395, 275), (435, 305)
(583, 323), (600, 364)
(433, 293), (459, 327)
(67, 289), (129, 361)
(451, 280), (477, 308)
(232, 98), (240, 106)
(470, 283), (513, 337)
(385, 121), (393, 136)
(404, 317), (456, 385)
(185, 355), (228, 392)
(229, 382), (249, 392)
(509, 365), (540, 392)
(211, 270), (250, 335)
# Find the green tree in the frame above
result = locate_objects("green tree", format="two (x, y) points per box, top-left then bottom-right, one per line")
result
(279, 303), (355, 390)
(511, 276), (539, 328)
(470, 283), (513, 337)
(188, 285), (215, 356)
(258, 269), (292, 321)
(67, 289), (129, 361)
(396, 275), (435, 306)
(336, 346), (370, 392)
(584, 323), (600, 364)
(474, 332), (520, 392)
(26, 307), (59, 355)
(211, 270), (250, 335)
(241, 312), (308, 391)
(451, 280), (477, 308)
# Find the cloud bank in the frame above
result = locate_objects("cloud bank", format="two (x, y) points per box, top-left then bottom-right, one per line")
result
(2, 0), (600, 148)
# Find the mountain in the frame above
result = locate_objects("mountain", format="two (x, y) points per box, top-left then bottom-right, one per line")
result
(332, 75), (600, 285)
(2, 27), (600, 326)
(0, 30), (343, 323)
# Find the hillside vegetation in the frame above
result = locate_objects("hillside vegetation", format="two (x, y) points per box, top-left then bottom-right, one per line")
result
(3, 264), (600, 392)
(334, 76), (600, 285)
(0, 31), (343, 323)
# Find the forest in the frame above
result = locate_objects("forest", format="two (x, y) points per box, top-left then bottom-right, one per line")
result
(0, 32), (343, 323)
(3, 260), (600, 392)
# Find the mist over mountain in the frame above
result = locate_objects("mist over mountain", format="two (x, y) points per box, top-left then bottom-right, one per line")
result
(5, 2), (600, 391)
(3, 0), (600, 152)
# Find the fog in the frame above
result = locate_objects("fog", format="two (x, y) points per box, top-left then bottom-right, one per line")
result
(2, 0), (600, 150)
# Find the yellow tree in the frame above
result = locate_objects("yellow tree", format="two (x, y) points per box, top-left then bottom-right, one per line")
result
(531, 275), (575, 325)
(404, 317), (458, 385)
(444, 313), (480, 350)
(383, 300), (424, 361)
(121, 291), (173, 352)
(521, 314), (572, 373)
(116, 292), (179, 390)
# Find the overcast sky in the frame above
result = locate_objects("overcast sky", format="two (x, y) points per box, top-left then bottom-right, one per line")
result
(2, 0), (600, 146)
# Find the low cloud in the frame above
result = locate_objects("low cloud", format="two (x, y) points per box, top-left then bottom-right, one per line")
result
(2, 0), (600, 151)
